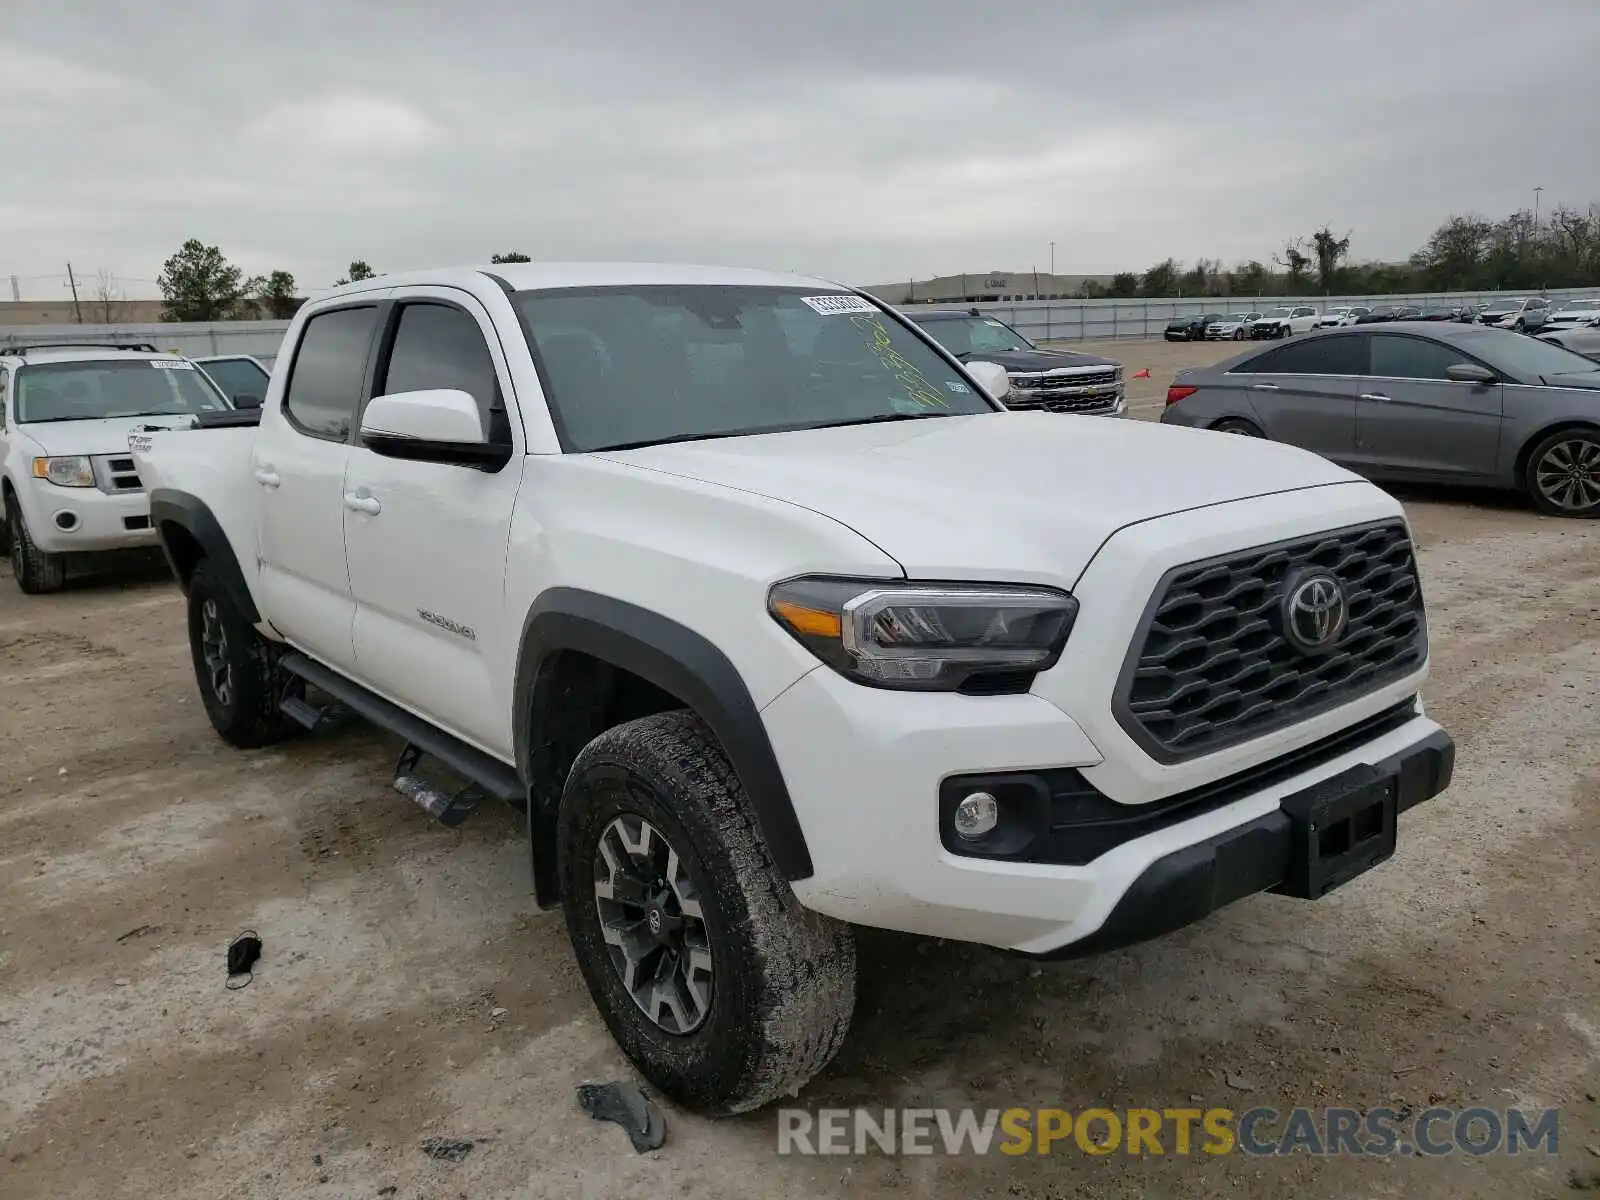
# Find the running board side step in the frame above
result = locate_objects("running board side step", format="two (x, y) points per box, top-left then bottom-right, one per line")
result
(277, 653), (526, 824)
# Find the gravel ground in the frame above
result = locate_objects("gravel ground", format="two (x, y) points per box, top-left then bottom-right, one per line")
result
(2, 340), (1597, 1199)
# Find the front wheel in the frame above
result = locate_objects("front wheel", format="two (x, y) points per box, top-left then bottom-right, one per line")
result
(186, 560), (298, 746)
(559, 711), (856, 1115)
(6, 494), (66, 594)
(1524, 428), (1600, 517)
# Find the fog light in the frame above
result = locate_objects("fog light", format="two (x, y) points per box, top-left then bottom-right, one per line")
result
(953, 791), (999, 840)
(54, 511), (79, 532)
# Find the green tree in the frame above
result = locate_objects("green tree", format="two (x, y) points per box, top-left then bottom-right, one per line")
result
(1274, 239), (1314, 291)
(335, 260), (377, 286)
(1234, 260), (1269, 296)
(156, 239), (252, 322)
(1310, 227), (1353, 292)
(1140, 258), (1180, 297)
(490, 251), (531, 263)
(253, 270), (300, 319)
(1108, 272), (1139, 298)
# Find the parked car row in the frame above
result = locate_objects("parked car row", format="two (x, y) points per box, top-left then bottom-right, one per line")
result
(1159, 296), (1600, 344)
(1162, 322), (1600, 517)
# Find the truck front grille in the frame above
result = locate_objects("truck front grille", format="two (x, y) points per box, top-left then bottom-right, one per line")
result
(1005, 391), (1120, 414)
(1114, 520), (1426, 763)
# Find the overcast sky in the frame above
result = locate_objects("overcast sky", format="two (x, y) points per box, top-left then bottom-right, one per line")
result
(3, 0), (1596, 299)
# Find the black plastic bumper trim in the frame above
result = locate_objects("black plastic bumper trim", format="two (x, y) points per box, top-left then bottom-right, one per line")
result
(1017, 727), (1453, 961)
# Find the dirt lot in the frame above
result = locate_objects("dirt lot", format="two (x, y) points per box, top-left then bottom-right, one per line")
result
(3, 338), (1598, 1199)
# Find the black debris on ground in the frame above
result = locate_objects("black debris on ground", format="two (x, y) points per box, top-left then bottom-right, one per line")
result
(575, 1080), (666, 1153)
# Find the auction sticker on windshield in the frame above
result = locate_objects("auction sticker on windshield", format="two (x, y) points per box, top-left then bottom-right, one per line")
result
(149, 360), (196, 370)
(801, 295), (879, 316)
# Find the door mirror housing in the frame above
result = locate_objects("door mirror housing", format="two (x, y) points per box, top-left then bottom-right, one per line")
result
(360, 389), (511, 468)
(964, 360), (1011, 403)
(1445, 363), (1496, 385)
(234, 393), (263, 410)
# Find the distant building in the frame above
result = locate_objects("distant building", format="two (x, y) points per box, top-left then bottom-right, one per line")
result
(0, 298), (167, 325)
(863, 272), (1115, 305)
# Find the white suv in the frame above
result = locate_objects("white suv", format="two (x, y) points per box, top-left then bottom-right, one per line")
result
(129, 262), (1455, 1114)
(0, 343), (235, 592)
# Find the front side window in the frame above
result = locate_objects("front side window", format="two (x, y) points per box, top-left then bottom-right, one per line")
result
(1235, 335), (1367, 376)
(913, 316), (1032, 357)
(379, 303), (499, 419)
(283, 306), (379, 440)
(515, 286), (995, 452)
(15, 359), (231, 423)
(1455, 328), (1600, 384)
(1370, 335), (1482, 382)
(0, 368), (8, 428)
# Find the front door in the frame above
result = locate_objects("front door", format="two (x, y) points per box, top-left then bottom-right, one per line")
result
(253, 303), (382, 670)
(341, 291), (525, 757)
(1353, 333), (1503, 478)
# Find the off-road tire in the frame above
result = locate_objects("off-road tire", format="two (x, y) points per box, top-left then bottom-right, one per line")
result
(559, 710), (856, 1115)
(186, 559), (297, 747)
(1212, 417), (1267, 438)
(6, 494), (66, 594)
(1522, 426), (1600, 518)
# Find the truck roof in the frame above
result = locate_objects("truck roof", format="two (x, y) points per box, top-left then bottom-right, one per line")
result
(318, 261), (851, 299)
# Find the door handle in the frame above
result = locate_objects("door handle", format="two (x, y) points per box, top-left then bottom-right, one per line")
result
(253, 466), (280, 488)
(343, 491), (381, 516)
(1252, 383), (1279, 391)
(1360, 392), (1391, 402)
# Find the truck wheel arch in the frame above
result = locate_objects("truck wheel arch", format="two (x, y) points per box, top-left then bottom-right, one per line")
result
(514, 589), (815, 904)
(148, 488), (261, 624)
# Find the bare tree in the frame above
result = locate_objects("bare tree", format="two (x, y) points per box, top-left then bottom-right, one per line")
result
(91, 270), (125, 323)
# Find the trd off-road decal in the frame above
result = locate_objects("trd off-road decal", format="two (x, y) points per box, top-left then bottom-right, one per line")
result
(418, 609), (477, 641)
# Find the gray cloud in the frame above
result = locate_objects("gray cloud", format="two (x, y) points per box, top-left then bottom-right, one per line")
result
(3, 0), (1595, 297)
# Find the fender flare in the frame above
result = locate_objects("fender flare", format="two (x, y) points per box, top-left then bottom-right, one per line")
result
(148, 488), (260, 624)
(513, 588), (814, 883)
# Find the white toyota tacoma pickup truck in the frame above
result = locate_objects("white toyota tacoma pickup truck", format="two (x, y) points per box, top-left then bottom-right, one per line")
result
(130, 262), (1454, 1115)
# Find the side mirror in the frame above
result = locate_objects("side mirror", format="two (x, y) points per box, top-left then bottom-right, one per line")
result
(1445, 363), (1496, 385)
(964, 360), (1011, 402)
(360, 388), (510, 468)
(235, 393), (263, 410)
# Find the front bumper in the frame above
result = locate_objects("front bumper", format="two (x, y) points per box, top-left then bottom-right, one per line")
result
(769, 660), (1450, 955)
(15, 482), (157, 554)
(1021, 728), (1452, 958)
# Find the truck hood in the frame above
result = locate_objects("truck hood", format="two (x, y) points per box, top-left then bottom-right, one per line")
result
(964, 347), (1119, 372)
(598, 412), (1358, 585)
(20, 417), (193, 457)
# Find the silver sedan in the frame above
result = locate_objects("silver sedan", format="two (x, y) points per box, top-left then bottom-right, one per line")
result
(1160, 323), (1600, 517)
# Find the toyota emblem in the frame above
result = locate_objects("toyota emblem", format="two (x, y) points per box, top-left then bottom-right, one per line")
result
(1282, 571), (1348, 653)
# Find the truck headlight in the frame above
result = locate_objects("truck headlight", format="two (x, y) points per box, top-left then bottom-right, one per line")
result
(768, 577), (1077, 692)
(32, 456), (95, 488)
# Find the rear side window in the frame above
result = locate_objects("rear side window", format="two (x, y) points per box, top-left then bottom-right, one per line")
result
(1369, 335), (1479, 382)
(199, 358), (270, 407)
(1235, 335), (1367, 376)
(378, 303), (499, 420)
(283, 306), (378, 440)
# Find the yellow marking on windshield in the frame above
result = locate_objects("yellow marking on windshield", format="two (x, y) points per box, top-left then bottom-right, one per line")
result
(848, 314), (951, 408)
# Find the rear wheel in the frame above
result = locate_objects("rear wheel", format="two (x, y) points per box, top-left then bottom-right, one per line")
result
(186, 560), (297, 746)
(6, 494), (66, 594)
(1524, 428), (1600, 518)
(560, 711), (856, 1115)
(1212, 417), (1267, 438)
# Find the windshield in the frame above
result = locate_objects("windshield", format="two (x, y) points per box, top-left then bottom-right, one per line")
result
(1558, 299), (1600, 312)
(513, 285), (996, 452)
(1268, 308), (1293, 317)
(16, 359), (232, 423)
(915, 315), (1032, 356)
(1482, 300), (1522, 314)
(1458, 328), (1600, 381)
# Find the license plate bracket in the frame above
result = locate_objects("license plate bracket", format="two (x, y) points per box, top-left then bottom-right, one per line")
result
(1272, 763), (1398, 900)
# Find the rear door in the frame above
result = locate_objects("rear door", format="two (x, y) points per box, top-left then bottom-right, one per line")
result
(253, 303), (382, 670)
(1352, 333), (1503, 478)
(1221, 333), (1365, 463)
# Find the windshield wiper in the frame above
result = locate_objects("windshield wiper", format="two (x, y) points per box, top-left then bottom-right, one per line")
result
(590, 410), (960, 452)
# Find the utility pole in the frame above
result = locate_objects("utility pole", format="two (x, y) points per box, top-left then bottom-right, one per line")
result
(1050, 242), (1056, 277)
(65, 263), (83, 323)
(1533, 186), (1544, 228)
